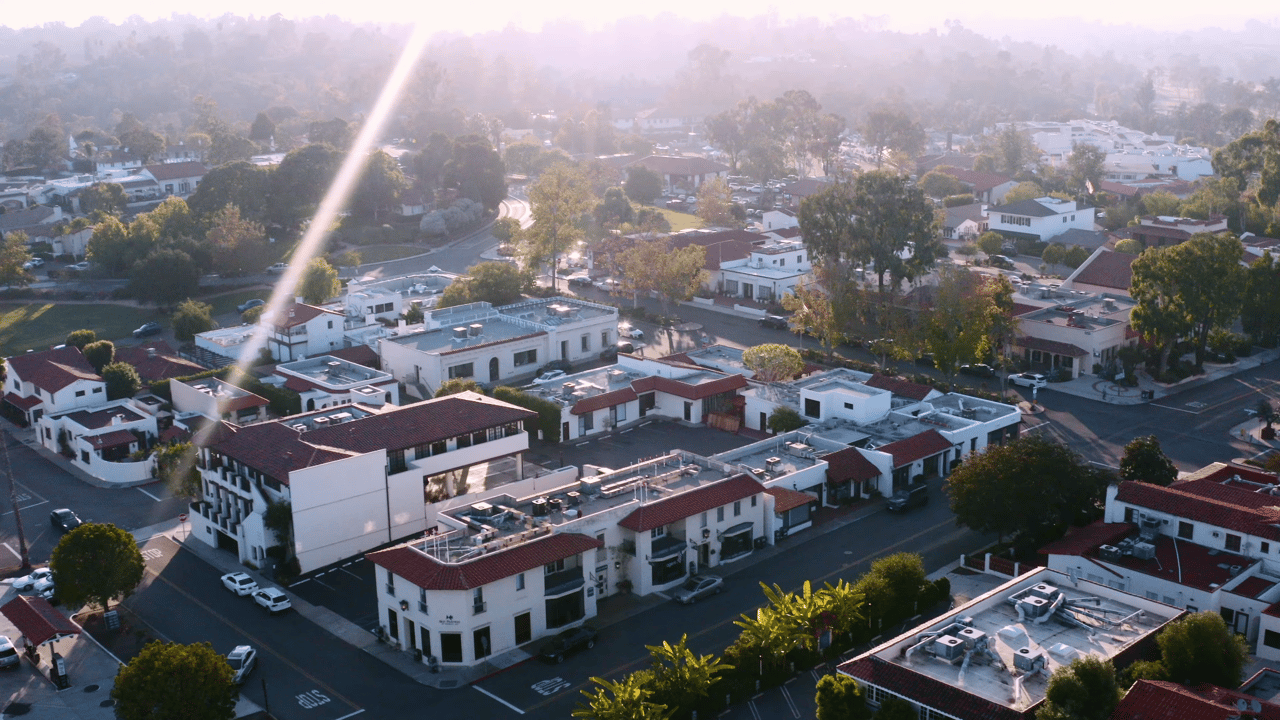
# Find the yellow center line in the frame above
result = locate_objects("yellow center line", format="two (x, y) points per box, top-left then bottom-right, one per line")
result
(522, 514), (958, 713)
(135, 537), (361, 715)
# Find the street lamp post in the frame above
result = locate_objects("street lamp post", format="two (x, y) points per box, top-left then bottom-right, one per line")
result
(2, 427), (30, 572)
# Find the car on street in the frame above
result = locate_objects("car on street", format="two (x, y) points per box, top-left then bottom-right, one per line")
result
(538, 625), (598, 663)
(237, 298), (265, 314)
(598, 347), (618, 362)
(68, 261), (91, 272)
(671, 574), (724, 604)
(616, 340), (636, 354)
(11, 568), (53, 592)
(50, 508), (82, 534)
(1010, 372), (1048, 389)
(988, 255), (1015, 269)
(620, 326), (644, 339)
(252, 587), (292, 614)
(266, 262), (289, 274)
(132, 321), (162, 339)
(221, 572), (259, 596)
(594, 278), (623, 292)
(227, 645), (257, 684)
(33, 575), (55, 599)
(758, 315), (789, 330)
(0, 635), (18, 669)
(567, 274), (592, 288)
(886, 483), (930, 512)
(535, 369), (566, 383)
(22, 258), (44, 270)
(958, 363), (996, 378)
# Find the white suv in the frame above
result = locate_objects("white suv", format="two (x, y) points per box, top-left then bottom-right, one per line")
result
(253, 587), (292, 614)
(221, 572), (258, 596)
(1010, 372), (1048, 389)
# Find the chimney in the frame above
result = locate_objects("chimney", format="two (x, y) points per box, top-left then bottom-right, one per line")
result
(111, 414), (124, 425)
(147, 347), (157, 358)
(468, 323), (483, 337)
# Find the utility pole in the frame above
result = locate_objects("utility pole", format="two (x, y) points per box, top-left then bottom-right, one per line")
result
(3, 427), (31, 572)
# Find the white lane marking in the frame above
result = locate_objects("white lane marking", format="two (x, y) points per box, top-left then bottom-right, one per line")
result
(289, 578), (312, 587)
(1150, 403), (1200, 414)
(2, 542), (20, 560)
(1022, 421), (1050, 432)
(3, 499), (48, 516)
(136, 486), (163, 502)
(474, 686), (526, 715)
(1089, 461), (1120, 470)
(333, 712), (366, 720)
(781, 683), (801, 718)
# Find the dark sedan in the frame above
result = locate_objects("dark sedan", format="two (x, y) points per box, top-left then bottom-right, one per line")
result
(50, 508), (82, 534)
(538, 625), (598, 664)
(758, 315), (789, 330)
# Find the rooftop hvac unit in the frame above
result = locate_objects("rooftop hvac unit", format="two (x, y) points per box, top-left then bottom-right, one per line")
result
(470, 502), (495, 517)
(1019, 596), (1050, 618)
(1229, 565), (1243, 576)
(932, 635), (965, 662)
(1098, 544), (1122, 561)
(579, 477), (602, 496)
(1013, 647), (1046, 672)
(531, 498), (548, 517)
(764, 457), (781, 471)
(957, 627), (987, 650)
(1029, 583), (1058, 600)
(1131, 542), (1156, 561)
(453, 326), (468, 339)
(1140, 517), (1161, 539)
(314, 416), (331, 426)
(468, 323), (483, 337)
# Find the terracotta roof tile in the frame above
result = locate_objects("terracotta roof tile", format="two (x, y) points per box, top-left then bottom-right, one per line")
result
(7, 346), (101, 393)
(1038, 520), (1135, 556)
(877, 429), (953, 468)
(571, 387), (638, 415)
(211, 423), (353, 484)
(86, 429), (140, 450)
(935, 167), (1015, 193)
(766, 486), (815, 514)
(267, 302), (343, 328)
(1069, 249), (1136, 291)
(630, 373), (747, 401)
(63, 406), (145, 429)
(367, 533), (602, 591)
(840, 655), (1030, 720)
(303, 393), (535, 454)
(1116, 480), (1280, 542)
(823, 446), (882, 483)
(618, 474), (765, 532)
(114, 341), (204, 383)
(1113, 680), (1280, 720)
(4, 392), (43, 410)
(864, 374), (935, 401)
(1230, 576), (1276, 600)
(0, 595), (81, 646)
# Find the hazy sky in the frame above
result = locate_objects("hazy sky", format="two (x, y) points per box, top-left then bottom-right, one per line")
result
(7, 0), (1277, 35)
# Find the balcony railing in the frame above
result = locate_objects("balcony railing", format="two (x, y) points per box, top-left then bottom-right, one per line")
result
(473, 601), (487, 615)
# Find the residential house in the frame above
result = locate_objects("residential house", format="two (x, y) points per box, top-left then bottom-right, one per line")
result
(761, 209), (799, 232)
(1122, 214), (1229, 250)
(934, 167), (1018, 204)
(943, 203), (988, 241)
(37, 400), (160, 484)
(192, 391), (536, 574)
(1041, 462), (1280, 657)
(265, 302), (347, 362)
(1060, 248), (1138, 298)
(715, 238), (811, 302)
(0, 205), (61, 241)
(171, 377), (270, 425)
(624, 155), (729, 193)
(838, 567), (1181, 720)
(779, 178), (831, 210)
(1013, 292), (1138, 379)
(1048, 228), (1109, 252)
(143, 161), (206, 197)
(1114, 678), (1280, 720)
(379, 297), (619, 398)
(113, 342), (205, 386)
(986, 197), (1096, 243)
(3, 346), (106, 426)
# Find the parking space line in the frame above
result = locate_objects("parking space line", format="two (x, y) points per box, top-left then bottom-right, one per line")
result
(289, 578), (311, 587)
(333, 711), (366, 720)
(474, 686), (526, 714)
(2, 542), (20, 560)
(3, 499), (48, 516)
(338, 567), (362, 580)
(1150, 403), (1199, 414)
(136, 486), (163, 502)
(780, 684), (800, 718)
(311, 576), (337, 591)
(747, 700), (761, 720)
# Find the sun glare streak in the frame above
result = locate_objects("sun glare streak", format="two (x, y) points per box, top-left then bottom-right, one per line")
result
(237, 22), (431, 369)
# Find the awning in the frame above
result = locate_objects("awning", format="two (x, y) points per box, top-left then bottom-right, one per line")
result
(3, 393), (42, 411)
(718, 521), (753, 540)
(1, 595), (80, 646)
(648, 535), (686, 563)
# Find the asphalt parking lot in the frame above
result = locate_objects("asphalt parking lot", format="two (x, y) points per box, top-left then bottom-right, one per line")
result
(289, 556), (379, 632)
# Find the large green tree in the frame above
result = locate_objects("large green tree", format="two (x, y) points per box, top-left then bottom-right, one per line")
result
(861, 108), (925, 169)
(1213, 118), (1280, 233)
(80, 182), (128, 215)
(1154, 611), (1249, 688)
(206, 204), (269, 277)
(1035, 657), (1121, 720)
(623, 166), (663, 205)
(82, 340), (115, 373)
(297, 257), (341, 304)
(1130, 245), (1193, 376)
(919, 267), (1002, 382)
(155, 442), (200, 498)
(1178, 233), (1246, 368)
(172, 299), (215, 342)
(0, 232), (32, 288)
(267, 143), (342, 230)
(619, 238), (706, 318)
(1242, 251), (1280, 347)
(782, 278), (846, 358)
(439, 261), (532, 308)
(814, 674), (871, 720)
(523, 162), (592, 291)
(111, 641), (237, 720)
(131, 248), (200, 306)
(1118, 435), (1178, 486)
(103, 362), (142, 400)
(352, 149), (409, 221)
(445, 134), (507, 211)
(945, 435), (1111, 542)
(696, 177), (737, 227)
(50, 522), (145, 611)
(187, 161), (271, 222)
(742, 344), (804, 383)
(1066, 143), (1107, 195)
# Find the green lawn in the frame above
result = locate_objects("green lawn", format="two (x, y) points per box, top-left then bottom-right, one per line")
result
(656, 208), (703, 232)
(203, 289), (270, 317)
(0, 303), (161, 357)
(351, 245), (428, 264)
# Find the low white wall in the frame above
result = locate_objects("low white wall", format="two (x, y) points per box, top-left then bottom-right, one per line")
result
(81, 454), (156, 486)
(735, 305), (767, 316)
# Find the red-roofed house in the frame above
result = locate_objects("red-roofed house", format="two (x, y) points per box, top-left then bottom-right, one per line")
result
(1062, 248), (1138, 297)
(265, 302), (346, 361)
(4, 346), (106, 425)
(113, 341), (204, 384)
(191, 390), (536, 574)
(624, 155), (729, 192)
(934, 167), (1018, 204)
(766, 486), (818, 535)
(1114, 680), (1280, 720)
(36, 399), (161, 484)
(143, 161), (207, 197)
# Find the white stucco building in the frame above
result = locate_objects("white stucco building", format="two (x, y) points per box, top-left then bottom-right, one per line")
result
(171, 377), (270, 425)
(715, 238), (812, 302)
(190, 392), (536, 574)
(269, 355), (399, 412)
(37, 399), (161, 485)
(986, 197), (1095, 243)
(1012, 293), (1138, 380)
(265, 302), (347, 362)
(4, 346), (106, 426)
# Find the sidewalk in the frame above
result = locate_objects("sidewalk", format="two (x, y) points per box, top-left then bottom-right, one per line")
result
(127, 496), (889, 691)
(1047, 345), (1280, 406)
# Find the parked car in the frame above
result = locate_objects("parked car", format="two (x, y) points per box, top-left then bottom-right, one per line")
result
(616, 340), (636, 354)
(567, 275), (593, 288)
(227, 645), (257, 684)
(1010, 372), (1048, 389)
(11, 567), (53, 592)
(22, 258), (44, 270)
(266, 262), (288, 274)
(538, 625), (598, 663)
(0, 635), (18, 669)
(133, 321), (162, 338)
(33, 575), (55, 599)
(758, 315), (789, 330)
(252, 587), (292, 614)
(594, 278), (623, 292)
(915, 354), (936, 368)
(671, 575), (724, 604)
(886, 483), (929, 512)
(598, 347), (618, 362)
(535, 369), (566, 383)
(620, 325), (644, 339)
(50, 508), (82, 534)
(988, 255), (1015, 269)
(958, 363), (996, 378)
(237, 298), (265, 314)
(68, 261), (91, 272)
(221, 572), (259, 596)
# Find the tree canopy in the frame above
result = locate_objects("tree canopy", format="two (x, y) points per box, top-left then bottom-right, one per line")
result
(130, 248), (200, 306)
(1035, 657), (1121, 720)
(743, 344), (804, 383)
(624, 166), (663, 205)
(50, 522), (145, 611)
(523, 162), (592, 290)
(173, 299), (215, 342)
(439, 261), (532, 308)
(103, 361), (142, 400)
(619, 238), (706, 317)
(1118, 435), (1178, 486)
(111, 641), (237, 720)
(296, 257), (341, 304)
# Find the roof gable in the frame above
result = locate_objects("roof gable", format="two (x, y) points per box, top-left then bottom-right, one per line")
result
(824, 446), (882, 483)
(877, 429), (953, 468)
(7, 345), (102, 393)
(864, 374), (935, 401)
(1068, 249), (1137, 291)
(618, 474), (765, 532)
(302, 393), (535, 454)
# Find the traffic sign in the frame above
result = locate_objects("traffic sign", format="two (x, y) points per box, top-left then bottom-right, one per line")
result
(178, 513), (188, 522)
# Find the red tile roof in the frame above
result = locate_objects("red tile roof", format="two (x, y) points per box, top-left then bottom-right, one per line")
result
(668, 230), (770, 271)
(571, 387), (638, 415)
(1113, 680), (1280, 720)
(877, 430), (953, 468)
(114, 341), (204, 383)
(325, 345), (381, 369)
(935, 167), (1015, 193)
(63, 406), (146, 430)
(823, 446), (882, 483)
(7, 346), (101, 393)
(1180, 461), (1280, 486)
(840, 655), (1031, 720)
(766, 486), (815, 514)
(86, 429), (140, 450)
(367, 532), (602, 591)
(1230, 575), (1276, 600)
(1069, 249), (1136, 291)
(1116, 480), (1280, 542)
(1015, 336), (1088, 358)
(1038, 520), (1135, 556)
(1099, 180), (1142, 198)
(211, 422), (354, 484)
(303, 393), (535, 454)
(0, 595), (81, 646)
(1010, 302), (1041, 317)
(618, 474), (765, 532)
(3, 392), (42, 411)
(864, 374), (935, 401)
(268, 302), (343, 328)
(630, 373), (747, 401)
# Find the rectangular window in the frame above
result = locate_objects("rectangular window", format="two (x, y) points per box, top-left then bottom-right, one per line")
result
(596, 534), (606, 560)
(1145, 591), (1159, 600)
(751, 495), (757, 507)
(385, 574), (395, 596)
(1266, 630), (1280, 649)
(516, 573), (525, 591)
(579, 413), (594, 435)
(1162, 596), (1176, 605)
(601, 331), (609, 347)
(844, 402), (853, 409)
(513, 349), (537, 366)
(581, 335), (590, 352)
(419, 587), (428, 614)
(1226, 534), (1242, 552)
(1178, 521), (1193, 540)
(779, 258), (785, 267)
(93, 387), (102, 393)
(1265, 542), (1272, 554)
(733, 500), (741, 517)
(545, 559), (566, 574)
(448, 363), (474, 379)
(414, 443), (430, 460)
(717, 507), (725, 522)
(700, 512), (708, 528)
(75, 390), (85, 397)
(798, 255), (803, 263)
(388, 449), (407, 474)
(431, 441), (446, 456)
(615, 403), (627, 422)
(651, 526), (666, 539)
(473, 588), (485, 614)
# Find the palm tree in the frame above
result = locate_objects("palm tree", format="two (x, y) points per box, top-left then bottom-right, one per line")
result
(645, 635), (732, 715)
(573, 673), (671, 720)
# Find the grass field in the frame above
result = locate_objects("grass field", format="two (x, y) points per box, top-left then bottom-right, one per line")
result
(0, 303), (161, 357)
(656, 208), (703, 232)
(203, 289), (270, 318)
(352, 245), (428, 264)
